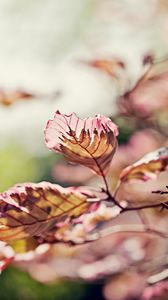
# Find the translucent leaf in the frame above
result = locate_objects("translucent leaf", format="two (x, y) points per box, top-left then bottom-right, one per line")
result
(116, 147), (168, 206)
(45, 111), (118, 175)
(0, 182), (92, 242)
(120, 147), (168, 182)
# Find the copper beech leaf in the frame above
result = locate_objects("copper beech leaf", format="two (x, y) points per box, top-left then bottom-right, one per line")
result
(45, 111), (118, 175)
(120, 147), (168, 182)
(0, 182), (94, 242)
(119, 58), (168, 117)
(116, 147), (168, 206)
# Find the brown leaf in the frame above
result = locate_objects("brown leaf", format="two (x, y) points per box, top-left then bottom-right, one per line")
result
(45, 111), (118, 175)
(0, 182), (92, 242)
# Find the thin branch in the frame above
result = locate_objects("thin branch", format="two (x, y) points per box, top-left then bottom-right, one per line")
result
(122, 202), (164, 212)
(106, 191), (167, 215)
(104, 188), (124, 209)
(152, 186), (168, 195)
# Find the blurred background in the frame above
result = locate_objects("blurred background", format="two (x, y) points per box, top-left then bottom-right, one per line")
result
(0, 0), (168, 299)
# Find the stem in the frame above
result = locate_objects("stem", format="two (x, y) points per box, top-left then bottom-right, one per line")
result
(85, 148), (124, 209)
(99, 170), (110, 194)
(122, 202), (163, 212)
(107, 192), (167, 214)
(105, 188), (124, 209)
(68, 126), (168, 215)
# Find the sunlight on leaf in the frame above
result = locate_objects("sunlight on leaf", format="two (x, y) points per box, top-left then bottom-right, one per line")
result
(45, 111), (118, 175)
(0, 182), (92, 242)
(116, 147), (168, 206)
(120, 147), (168, 182)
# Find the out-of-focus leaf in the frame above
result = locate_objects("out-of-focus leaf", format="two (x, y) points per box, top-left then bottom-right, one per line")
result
(155, 108), (168, 137)
(52, 161), (93, 184)
(87, 59), (125, 77)
(119, 58), (168, 118)
(116, 147), (168, 206)
(120, 147), (168, 182)
(9, 238), (39, 254)
(0, 242), (14, 273)
(13, 230), (167, 285)
(45, 111), (118, 175)
(0, 89), (34, 106)
(55, 203), (121, 244)
(0, 182), (93, 242)
(141, 280), (168, 300)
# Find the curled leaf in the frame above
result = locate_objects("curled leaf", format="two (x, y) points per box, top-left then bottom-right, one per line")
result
(120, 147), (168, 182)
(116, 147), (168, 206)
(45, 111), (118, 175)
(0, 182), (93, 242)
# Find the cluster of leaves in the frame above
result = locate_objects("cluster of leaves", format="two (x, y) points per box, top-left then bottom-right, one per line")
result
(0, 109), (167, 300)
(0, 10), (168, 298)
(52, 56), (168, 189)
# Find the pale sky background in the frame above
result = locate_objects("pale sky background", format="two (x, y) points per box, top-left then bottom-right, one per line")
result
(0, 0), (167, 154)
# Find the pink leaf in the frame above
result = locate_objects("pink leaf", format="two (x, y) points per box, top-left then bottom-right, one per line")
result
(45, 111), (118, 175)
(116, 147), (168, 207)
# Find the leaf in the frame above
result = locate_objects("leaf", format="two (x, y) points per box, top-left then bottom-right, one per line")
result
(0, 182), (93, 242)
(116, 147), (168, 206)
(0, 241), (14, 273)
(86, 59), (125, 77)
(52, 161), (94, 184)
(120, 147), (168, 182)
(142, 281), (168, 300)
(55, 203), (121, 244)
(12, 231), (167, 285)
(120, 58), (168, 117)
(45, 111), (118, 175)
(0, 89), (34, 106)
(9, 237), (39, 254)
